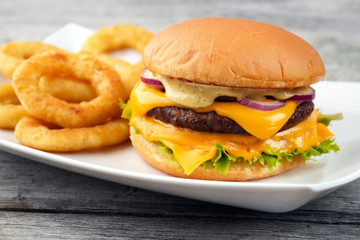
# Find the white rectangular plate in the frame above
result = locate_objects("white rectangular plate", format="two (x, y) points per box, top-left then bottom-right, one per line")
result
(0, 23), (359, 212)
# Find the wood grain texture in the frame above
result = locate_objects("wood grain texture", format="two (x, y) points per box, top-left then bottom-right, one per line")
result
(1, 211), (359, 239)
(0, 151), (359, 239)
(0, 0), (359, 239)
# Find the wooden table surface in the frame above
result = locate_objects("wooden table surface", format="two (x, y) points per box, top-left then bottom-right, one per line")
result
(0, 0), (359, 239)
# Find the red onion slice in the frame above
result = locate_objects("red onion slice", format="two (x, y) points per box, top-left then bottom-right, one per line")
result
(286, 88), (315, 101)
(238, 98), (285, 111)
(140, 69), (164, 88)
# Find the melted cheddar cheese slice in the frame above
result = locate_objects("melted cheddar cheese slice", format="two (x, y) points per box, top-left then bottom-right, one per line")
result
(129, 82), (334, 174)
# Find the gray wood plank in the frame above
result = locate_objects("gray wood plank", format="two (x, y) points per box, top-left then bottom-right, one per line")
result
(1, 151), (359, 221)
(1, 211), (359, 240)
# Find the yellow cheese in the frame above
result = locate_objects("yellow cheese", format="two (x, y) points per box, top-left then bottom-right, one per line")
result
(162, 139), (219, 174)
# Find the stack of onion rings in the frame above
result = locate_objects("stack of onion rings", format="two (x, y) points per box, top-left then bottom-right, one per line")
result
(11, 51), (129, 151)
(0, 23), (154, 151)
(12, 51), (125, 128)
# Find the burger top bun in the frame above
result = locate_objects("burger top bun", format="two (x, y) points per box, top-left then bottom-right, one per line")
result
(143, 17), (325, 88)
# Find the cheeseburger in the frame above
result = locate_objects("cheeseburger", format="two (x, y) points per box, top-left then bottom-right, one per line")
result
(125, 17), (339, 181)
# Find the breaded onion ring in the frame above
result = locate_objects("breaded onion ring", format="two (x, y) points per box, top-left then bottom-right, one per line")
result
(0, 82), (19, 104)
(80, 25), (154, 99)
(80, 24), (154, 54)
(0, 104), (28, 129)
(39, 75), (97, 103)
(15, 116), (129, 152)
(0, 41), (62, 79)
(0, 82), (28, 129)
(12, 51), (126, 128)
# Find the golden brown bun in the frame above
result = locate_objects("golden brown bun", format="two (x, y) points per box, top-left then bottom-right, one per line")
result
(130, 127), (304, 181)
(144, 17), (325, 88)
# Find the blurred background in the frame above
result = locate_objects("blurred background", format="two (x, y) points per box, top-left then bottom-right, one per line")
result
(1, 0), (359, 82)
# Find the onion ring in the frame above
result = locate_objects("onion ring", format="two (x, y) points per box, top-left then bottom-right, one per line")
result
(12, 51), (126, 128)
(80, 24), (154, 54)
(80, 25), (154, 99)
(39, 75), (97, 103)
(15, 116), (129, 152)
(0, 104), (28, 129)
(0, 82), (20, 104)
(0, 82), (28, 129)
(0, 41), (62, 79)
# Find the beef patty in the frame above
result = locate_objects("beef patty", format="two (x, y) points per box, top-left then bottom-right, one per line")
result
(147, 101), (314, 135)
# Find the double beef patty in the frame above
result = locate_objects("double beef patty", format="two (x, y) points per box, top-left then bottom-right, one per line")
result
(147, 101), (314, 135)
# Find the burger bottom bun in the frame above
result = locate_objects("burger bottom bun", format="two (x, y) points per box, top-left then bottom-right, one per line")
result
(130, 127), (305, 181)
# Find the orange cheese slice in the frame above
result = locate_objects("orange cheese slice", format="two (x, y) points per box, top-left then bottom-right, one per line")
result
(162, 139), (219, 174)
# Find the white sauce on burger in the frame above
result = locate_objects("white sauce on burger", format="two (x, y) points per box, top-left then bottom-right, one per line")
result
(144, 70), (313, 108)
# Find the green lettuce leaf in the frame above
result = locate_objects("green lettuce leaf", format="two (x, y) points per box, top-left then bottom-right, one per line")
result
(210, 143), (238, 174)
(157, 142), (176, 162)
(119, 99), (132, 120)
(157, 142), (183, 171)
(206, 139), (339, 174)
(317, 112), (343, 126)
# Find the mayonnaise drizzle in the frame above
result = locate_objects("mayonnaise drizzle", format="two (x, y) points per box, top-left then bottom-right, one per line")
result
(145, 70), (313, 108)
